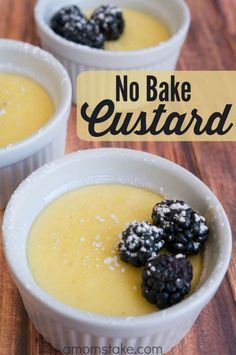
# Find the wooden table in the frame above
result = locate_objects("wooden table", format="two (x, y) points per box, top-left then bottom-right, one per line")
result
(0, 0), (235, 354)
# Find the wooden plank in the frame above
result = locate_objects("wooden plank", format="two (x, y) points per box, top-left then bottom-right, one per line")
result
(178, 0), (236, 70)
(190, 142), (236, 298)
(0, 0), (235, 354)
(0, 210), (28, 355)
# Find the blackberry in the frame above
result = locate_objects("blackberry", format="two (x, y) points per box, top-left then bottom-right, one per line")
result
(152, 200), (209, 256)
(50, 5), (86, 36)
(91, 5), (125, 40)
(50, 6), (104, 49)
(142, 254), (193, 309)
(118, 221), (164, 267)
(63, 19), (104, 49)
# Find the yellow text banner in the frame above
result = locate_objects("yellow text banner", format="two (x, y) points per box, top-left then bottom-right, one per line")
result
(77, 71), (236, 141)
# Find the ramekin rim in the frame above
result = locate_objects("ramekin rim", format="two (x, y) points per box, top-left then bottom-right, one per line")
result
(2, 148), (232, 329)
(34, 0), (191, 58)
(0, 39), (72, 162)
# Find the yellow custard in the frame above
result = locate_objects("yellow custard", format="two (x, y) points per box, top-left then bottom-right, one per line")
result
(0, 73), (54, 148)
(28, 185), (202, 317)
(87, 8), (170, 51)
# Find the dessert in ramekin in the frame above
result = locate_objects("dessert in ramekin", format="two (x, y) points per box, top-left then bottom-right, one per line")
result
(35, 0), (191, 102)
(3, 148), (232, 353)
(0, 39), (72, 209)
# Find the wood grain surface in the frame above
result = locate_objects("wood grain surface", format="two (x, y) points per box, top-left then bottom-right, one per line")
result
(0, 0), (235, 354)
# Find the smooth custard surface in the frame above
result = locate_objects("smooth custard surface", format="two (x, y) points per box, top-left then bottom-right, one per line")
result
(28, 185), (202, 317)
(0, 73), (54, 148)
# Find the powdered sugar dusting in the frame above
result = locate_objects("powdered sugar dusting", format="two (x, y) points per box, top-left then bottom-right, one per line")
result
(0, 108), (6, 117)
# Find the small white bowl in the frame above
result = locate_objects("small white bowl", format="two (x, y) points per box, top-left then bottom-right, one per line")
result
(2, 148), (232, 353)
(35, 0), (191, 102)
(0, 39), (72, 209)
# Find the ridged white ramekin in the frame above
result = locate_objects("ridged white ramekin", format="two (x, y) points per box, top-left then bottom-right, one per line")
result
(0, 39), (72, 209)
(2, 148), (232, 353)
(35, 0), (191, 102)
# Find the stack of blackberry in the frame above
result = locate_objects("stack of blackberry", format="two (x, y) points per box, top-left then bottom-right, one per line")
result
(118, 199), (209, 309)
(50, 4), (125, 49)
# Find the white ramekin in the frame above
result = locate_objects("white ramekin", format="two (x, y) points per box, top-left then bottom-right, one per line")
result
(0, 39), (72, 209)
(35, 0), (191, 102)
(2, 148), (232, 353)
